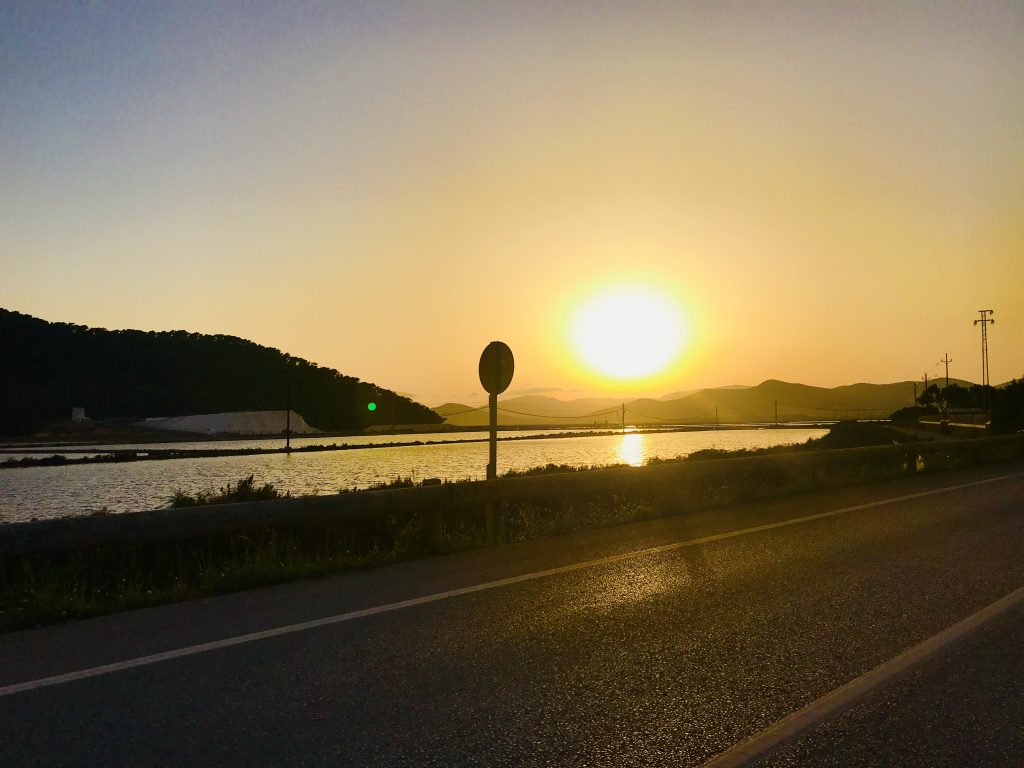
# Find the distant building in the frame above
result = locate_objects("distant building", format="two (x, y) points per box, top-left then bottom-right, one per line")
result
(71, 407), (87, 423)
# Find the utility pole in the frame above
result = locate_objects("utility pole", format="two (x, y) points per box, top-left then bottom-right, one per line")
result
(940, 353), (952, 389)
(621, 403), (626, 433)
(715, 405), (719, 430)
(913, 381), (918, 406)
(285, 381), (292, 453)
(488, 391), (498, 479)
(974, 309), (995, 388)
(774, 400), (778, 427)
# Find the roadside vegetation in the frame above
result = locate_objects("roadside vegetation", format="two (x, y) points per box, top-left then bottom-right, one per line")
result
(169, 475), (288, 507)
(890, 378), (1024, 434)
(3, 424), (1023, 633)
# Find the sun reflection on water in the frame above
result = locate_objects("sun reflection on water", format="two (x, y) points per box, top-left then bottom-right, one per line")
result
(616, 432), (645, 467)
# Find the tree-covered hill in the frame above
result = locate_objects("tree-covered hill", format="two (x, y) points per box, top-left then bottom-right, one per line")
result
(0, 309), (441, 435)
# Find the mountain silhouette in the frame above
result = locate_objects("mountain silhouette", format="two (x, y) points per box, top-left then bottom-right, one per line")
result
(0, 308), (441, 435)
(436, 378), (980, 427)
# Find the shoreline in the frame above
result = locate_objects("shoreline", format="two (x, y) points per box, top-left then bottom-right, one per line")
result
(0, 419), (836, 450)
(0, 423), (835, 469)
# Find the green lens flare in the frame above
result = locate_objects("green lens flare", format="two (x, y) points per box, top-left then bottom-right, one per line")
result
(367, 402), (377, 411)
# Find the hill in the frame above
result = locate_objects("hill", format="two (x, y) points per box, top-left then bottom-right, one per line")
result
(616, 379), (979, 424)
(498, 395), (621, 419)
(659, 384), (751, 401)
(435, 378), (983, 427)
(0, 309), (441, 435)
(436, 395), (622, 427)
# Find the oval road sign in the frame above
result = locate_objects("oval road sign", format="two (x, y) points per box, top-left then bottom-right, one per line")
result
(479, 341), (514, 395)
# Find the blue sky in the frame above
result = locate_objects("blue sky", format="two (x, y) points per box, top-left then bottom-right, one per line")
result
(3, 2), (1022, 403)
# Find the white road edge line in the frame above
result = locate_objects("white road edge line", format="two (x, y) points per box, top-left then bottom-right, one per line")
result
(700, 584), (1024, 768)
(2, 470), (1022, 699)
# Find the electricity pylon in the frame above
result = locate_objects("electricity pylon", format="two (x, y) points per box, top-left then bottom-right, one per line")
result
(974, 310), (995, 388)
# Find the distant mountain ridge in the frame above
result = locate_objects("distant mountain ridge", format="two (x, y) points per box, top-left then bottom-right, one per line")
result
(0, 308), (441, 435)
(658, 384), (751, 401)
(622, 379), (971, 424)
(496, 395), (622, 418)
(436, 395), (621, 427)
(436, 378), (979, 427)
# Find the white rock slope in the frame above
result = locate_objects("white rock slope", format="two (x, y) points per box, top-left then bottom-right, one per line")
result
(137, 410), (319, 435)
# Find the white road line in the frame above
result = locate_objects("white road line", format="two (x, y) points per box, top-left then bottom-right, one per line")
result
(2, 470), (1022, 698)
(701, 584), (1024, 768)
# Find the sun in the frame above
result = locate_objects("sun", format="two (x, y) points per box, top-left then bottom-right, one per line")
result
(569, 285), (687, 381)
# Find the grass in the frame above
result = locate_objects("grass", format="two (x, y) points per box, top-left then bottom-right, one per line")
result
(501, 462), (631, 477)
(169, 474), (289, 507)
(1, 520), (396, 631)
(340, 476), (417, 492)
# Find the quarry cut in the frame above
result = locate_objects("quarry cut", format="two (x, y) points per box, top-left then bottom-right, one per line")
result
(136, 410), (318, 435)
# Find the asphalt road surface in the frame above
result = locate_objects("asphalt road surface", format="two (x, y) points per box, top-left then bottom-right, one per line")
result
(759, 602), (1024, 767)
(2, 461), (1023, 767)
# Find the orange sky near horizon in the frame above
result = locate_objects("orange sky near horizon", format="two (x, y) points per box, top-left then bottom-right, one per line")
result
(3, 2), (1022, 405)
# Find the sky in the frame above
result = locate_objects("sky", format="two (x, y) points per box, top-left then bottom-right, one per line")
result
(3, 1), (1022, 406)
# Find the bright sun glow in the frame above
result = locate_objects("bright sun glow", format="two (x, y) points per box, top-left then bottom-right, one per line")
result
(570, 286), (687, 381)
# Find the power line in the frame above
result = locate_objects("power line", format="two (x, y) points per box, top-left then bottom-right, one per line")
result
(437, 403), (491, 417)
(777, 402), (893, 412)
(623, 408), (683, 422)
(447, 400), (892, 424)
(626, 403), (892, 422)
(496, 406), (622, 420)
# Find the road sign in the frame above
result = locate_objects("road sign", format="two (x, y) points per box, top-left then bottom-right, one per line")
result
(479, 341), (514, 482)
(479, 341), (514, 395)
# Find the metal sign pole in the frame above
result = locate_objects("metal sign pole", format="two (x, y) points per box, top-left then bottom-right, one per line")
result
(487, 392), (498, 480)
(478, 340), (515, 480)
(479, 341), (514, 543)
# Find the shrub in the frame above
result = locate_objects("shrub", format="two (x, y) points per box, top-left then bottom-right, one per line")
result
(169, 475), (288, 507)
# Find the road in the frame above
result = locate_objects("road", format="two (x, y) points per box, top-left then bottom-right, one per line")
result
(760, 601), (1024, 767)
(1, 461), (1022, 766)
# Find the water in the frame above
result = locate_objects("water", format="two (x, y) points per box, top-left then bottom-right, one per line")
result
(0, 428), (826, 522)
(0, 429), (583, 457)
